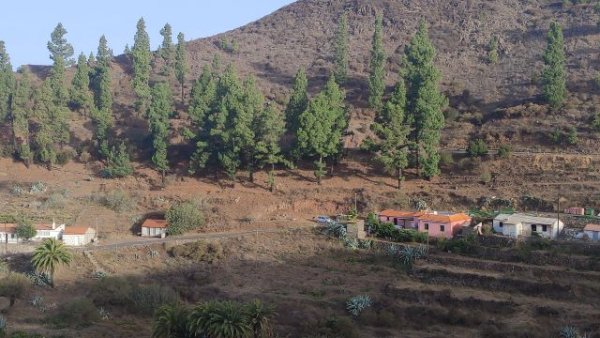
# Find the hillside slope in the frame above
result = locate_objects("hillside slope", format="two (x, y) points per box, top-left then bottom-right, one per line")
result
(184, 0), (600, 112)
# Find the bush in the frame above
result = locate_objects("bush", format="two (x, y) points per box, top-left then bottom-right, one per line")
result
(15, 217), (36, 241)
(497, 144), (512, 158)
(566, 127), (578, 145)
(102, 143), (134, 178)
(480, 170), (492, 184)
(78, 150), (91, 163)
(170, 241), (224, 263)
(0, 273), (31, 307)
(100, 189), (134, 213)
(393, 229), (427, 243)
(439, 152), (454, 167)
(90, 277), (133, 307)
(592, 112), (600, 132)
(467, 138), (488, 157)
(549, 128), (563, 144)
(50, 298), (100, 328)
(130, 284), (179, 315)
(438, 235), (479, 254)
(55, 150), (75, 166)
(166, 201), (205, 235)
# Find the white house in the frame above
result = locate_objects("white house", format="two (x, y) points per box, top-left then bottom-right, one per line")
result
(62, 226), (96, 246)
(0, 224), (19, 244)
(33, 222), (65, 241)
(493, 213), (564, 239)
(140, 218), (169, 237)
(583, 224), (600, 241)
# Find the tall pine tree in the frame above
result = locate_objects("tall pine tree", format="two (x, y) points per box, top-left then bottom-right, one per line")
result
(159, 23), (175, 76)
(252, 104), (287, 192)
(70, 53), (93, 116)
(404, 21), (446, 179)
(334, 12), (349, 85)
(47, 23), (74, 66)
(285, 67), (309, 159)
(0, 41), (15, 122)
(297, 76), (346, 184)
(175, 32), (188, 104)
(147, 82), (172, 179)
(542, 22), (567, 110)
(132, 18), (152, 114)
(12, 67), (33, 165)
(90, 35), (114, 157)
(370, 80), (410, 189)
(368, 15), (385, 112)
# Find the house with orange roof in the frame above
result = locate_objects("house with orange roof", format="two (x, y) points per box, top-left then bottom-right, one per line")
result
(33, 221), (65, 241)
(62, 226), (96, 246)
(584, 224), (600, 241)
(416, 213), (472, 239)
(377, 210), (425, 229)
(0, 224), (19, 244)
(141, 218), (169, 238)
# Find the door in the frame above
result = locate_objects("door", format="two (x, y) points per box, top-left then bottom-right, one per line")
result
(594, 232), (599, 241)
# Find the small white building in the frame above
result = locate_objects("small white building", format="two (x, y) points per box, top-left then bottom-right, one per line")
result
(62, 226), (96, 246)
(33, 222), (65, 241)
(0, 224), (19, 244)
(583, 224), (600, 241)
(141, 219), (169, 237)
(493, 213), (564, 239)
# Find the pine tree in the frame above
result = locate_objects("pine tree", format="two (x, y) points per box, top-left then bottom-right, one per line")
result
(48, 57), (68, 108)
(102, 142), (133, 178)
(32, 81), (69, 169)
(12, 67), (33, 165)
(175, 32), (188, 104)
(334, 12), (349, 85)
(147, 82), (172, 179)
(132, 18), (152, 114)
(47, 23), (74, 66)
(542, 22), (567, 110)
(90, 35), (114, 157)
(238, 77), (263, 182)
(70, 53), (93, 115)
(297, 76), (346, 184)
(285, 68), (309, 159)
(368, 15), (385, 112)
(0, 41), (15, 122)
(371, 80), (410, 189)
(159, 23), (175, 76)
(252, 104), (287, 191)
(404, 21), (446, 179)
(188, 65), (218, 174)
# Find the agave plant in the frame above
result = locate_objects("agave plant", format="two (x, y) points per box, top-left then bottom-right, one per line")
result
(323, 222), (347, 239)
(358, 239), (373, 250)
(344, 238), (359, 250)
(346, 295), (373, 317)
(398, 245), (428, 270)
(560, 326), (582, 338)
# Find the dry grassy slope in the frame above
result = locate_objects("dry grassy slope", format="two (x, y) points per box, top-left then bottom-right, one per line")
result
(184, 0), (600, 111)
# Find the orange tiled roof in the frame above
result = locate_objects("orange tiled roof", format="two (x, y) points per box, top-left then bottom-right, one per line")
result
(378, 210), (424, 218)
(0, 224), (16, 233)
(584, 224), (600, 232)
(142, 219), (168, 229)
(418, 213), (471, 223)
(35, 224), (54, 231)
(64, 226), (92, 235)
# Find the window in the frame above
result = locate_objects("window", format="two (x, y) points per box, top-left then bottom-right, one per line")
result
(499, 222), (504, 228)
(424, 223), (429, 230)
(440, 225), (445, 232)
(542, 225), (547, 232)
(531, 224), (537, 232)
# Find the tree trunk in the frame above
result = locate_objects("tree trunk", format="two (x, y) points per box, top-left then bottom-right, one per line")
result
(416, 141), (421, 178)
(9, 296), (15, 307)
(269, 163), (275, 192)
(397, 167), (402, 190)
(181, 82), (185, 105)
(249, 169), (254, 183)
(317, 156), (322, 185)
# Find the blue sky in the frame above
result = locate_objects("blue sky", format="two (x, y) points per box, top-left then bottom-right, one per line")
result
(0, 0), (296, 67)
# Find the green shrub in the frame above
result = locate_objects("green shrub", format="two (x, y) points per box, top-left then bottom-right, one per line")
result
(166, 201), (205, 235)
(90, 277), (133, 307)
(170, 241), (224, 263)
(592, 112), (600, 132)
(346, 295), (373, 317)
(467, 138), (488, 157)
(15, 216), (36, 241)
(0, 273), (31, 307)
(50, 298), (100, 328)
(566, 127), (578, 145)
(480, 170), (492, 184)
(497, 144), (512, 158)
(55, 150), (75, 166)
(102, 143), (134, 178)
(439, 235), (479, 254)
(439, 152), (454, 167)
(393, 229), (426, 243)
(372, 222), (396, 239)
(101, 189), (134, 213)
(549, 128), (562, 144)
(130, 284), (179, 315)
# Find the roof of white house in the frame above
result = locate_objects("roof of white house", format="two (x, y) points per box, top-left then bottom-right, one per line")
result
(494, 213), (559, 225)
(584, 224), (600, 232)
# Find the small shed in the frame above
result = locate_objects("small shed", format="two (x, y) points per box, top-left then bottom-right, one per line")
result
(141, 219), (169, 238)
(63, 226), (96, 246)
(584, 224), (600, 241)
